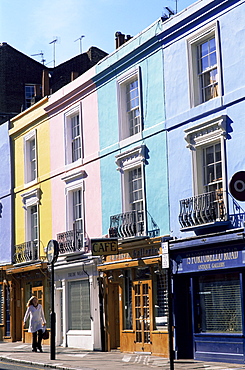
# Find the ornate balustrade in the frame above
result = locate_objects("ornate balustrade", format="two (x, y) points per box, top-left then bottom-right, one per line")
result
(109, 210), (145, 238)
(57, 229), (85, 254)
(13, 241), (38, 264)
(179, 190), (226, 229)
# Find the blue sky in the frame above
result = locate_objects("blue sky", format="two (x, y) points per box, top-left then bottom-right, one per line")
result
(1, 0), (196, 66)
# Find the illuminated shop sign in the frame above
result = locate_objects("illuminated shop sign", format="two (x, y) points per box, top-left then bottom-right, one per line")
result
(172, 245), (245, 274)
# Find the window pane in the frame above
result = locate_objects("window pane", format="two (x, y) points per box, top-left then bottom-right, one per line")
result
(31, 205), (38, 241)
(203, 143), (222, 191)
(123, 270), (132, 330)
(209, 52), (217, 67)
(209, 37), (216, 53)
(196, 273), (242, 333)
(200, 41), (208, 57)
(68, 280), (91, 330)
(126, 78), (140, 136)
(71, 115), (81, 162)
(198, 36), (218, 103)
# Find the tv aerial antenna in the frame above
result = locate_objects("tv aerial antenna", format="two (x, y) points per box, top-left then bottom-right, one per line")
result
(74, 35), (85, 54)
(49, 37), (59, 67)
(31, 51), (46, 65)
(169, 0), (179, 14)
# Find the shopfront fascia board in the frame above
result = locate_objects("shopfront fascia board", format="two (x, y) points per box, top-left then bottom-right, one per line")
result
(98, 256), (160, 271)
(6, 262), (48, 275)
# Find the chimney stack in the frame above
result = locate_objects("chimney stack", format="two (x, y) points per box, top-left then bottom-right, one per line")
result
(115, 32), (133, 49)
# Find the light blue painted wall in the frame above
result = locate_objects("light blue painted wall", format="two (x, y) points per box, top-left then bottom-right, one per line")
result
(0, 121), (12, 264)
(95, 34), (169, 237)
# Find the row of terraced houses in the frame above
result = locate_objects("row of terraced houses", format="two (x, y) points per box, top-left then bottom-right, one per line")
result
(1, 0), (245, 365)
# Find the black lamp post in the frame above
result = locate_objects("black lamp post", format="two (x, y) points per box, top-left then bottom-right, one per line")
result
(46, 240), (59, 360)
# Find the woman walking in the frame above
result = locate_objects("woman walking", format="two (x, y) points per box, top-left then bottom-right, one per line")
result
(23, 296), (46, 352)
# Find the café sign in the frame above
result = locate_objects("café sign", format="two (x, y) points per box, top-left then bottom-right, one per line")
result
(91, 238), (118, 256)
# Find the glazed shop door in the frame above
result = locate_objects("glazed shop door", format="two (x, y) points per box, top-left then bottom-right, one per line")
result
(133, 280), (152, 353)
(32, 287), (43, 306)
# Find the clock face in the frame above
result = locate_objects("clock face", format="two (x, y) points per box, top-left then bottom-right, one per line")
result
(46, 240), (59, 264)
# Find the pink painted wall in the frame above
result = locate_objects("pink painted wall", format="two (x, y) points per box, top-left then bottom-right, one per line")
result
(46, 67), (102, 241)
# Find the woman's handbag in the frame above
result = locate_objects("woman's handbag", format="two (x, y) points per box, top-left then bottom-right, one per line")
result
(42, 328), (49, 340)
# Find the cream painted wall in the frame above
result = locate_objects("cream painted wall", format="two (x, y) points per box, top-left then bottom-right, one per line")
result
(10, 98), (52, 255)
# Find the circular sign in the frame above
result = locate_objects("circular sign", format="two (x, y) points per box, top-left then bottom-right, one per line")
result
(229, 171), (245, 201)
(46, 240), (59, 264)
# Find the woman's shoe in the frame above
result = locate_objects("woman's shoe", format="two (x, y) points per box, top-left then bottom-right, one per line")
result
(38, 348), (43, 352)
(32, 348), (37, 352)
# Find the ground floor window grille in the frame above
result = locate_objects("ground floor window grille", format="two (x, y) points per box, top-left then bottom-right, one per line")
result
(153, 271), (168, 331)
(197, 273), (242, 333)
(68, 280), (91, 330)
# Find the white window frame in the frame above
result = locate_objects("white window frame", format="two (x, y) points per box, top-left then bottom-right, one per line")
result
(187, 21), (221, 108)
(62, 171), (86, 250)
(115, 145), (146, 235)
(117, 66), (142, 142)
(184, 115), (227, 208)
(24, 130), (37, 185)
(21, 188), (41, 255)
(64, 104), (83, 167)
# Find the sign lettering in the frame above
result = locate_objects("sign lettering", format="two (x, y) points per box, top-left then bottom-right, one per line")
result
(91, 238), (118, 256)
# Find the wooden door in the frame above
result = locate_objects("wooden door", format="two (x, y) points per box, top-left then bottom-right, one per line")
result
(32, 287), (43, 307)
(133, 280), (152, 353)
(108, 283), (120, 349)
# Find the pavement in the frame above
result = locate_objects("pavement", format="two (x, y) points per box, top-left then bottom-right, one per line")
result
(0, 342), (245, 370)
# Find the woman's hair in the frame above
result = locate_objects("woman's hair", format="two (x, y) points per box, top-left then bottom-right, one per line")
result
(26, 296), (37, 307)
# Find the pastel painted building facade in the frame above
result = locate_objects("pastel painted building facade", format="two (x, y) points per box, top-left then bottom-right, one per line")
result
(94, 23), (170, 356)
(161, 0), (245, 364)
(8, 98), (51, 343)
(45, 66), (103, 350)
(0, 120), (13, 340)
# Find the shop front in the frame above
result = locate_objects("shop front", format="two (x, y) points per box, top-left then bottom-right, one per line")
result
(53, 256), (102, 350)
(98, 237), (170, 357)
(170, 229), (245, 364)
(5, 262), (50, 344)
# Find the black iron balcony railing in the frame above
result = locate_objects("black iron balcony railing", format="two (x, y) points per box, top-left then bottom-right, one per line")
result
(13, 240), (38, 264)
(109, 210), (145, 238)
(179, 190), (226, 229)
(57, 229), (85, 254)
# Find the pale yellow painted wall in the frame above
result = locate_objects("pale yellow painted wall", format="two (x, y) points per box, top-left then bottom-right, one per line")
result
(10, 98), (52, 257)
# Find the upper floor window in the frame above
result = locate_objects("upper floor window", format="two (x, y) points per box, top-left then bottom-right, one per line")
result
(185, 116), (227, 196)
(25, 84), (41, 109)
(126, 78), (140, 136)
(24, 130), (37, 184)
(203, 142), (222, 193)
(65, 106), (82, 165)
(180, 116), (228, 227)
(187, 22), (221, 107)
(25, 85), (35, 109)
(115, 146), (146, 236)
(21, 188), (41, 260)
(198, 36), (218, 103)
(117, 67), (142, 141)
(71, 115), (81, 162)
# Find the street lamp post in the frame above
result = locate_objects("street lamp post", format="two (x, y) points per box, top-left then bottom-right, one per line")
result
(46, 240), (59, 360)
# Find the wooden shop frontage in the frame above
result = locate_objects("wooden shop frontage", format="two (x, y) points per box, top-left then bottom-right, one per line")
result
(4, 262), (50, 344)
(97, 237), (169, 356)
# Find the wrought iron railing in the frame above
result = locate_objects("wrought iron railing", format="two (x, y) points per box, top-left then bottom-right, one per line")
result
(228, 192), (245, 228)
(57, 229), (85, 254)
(13, 241), (38, 264)
(109, 210), (145, 238)
(179, 190), (226, 229)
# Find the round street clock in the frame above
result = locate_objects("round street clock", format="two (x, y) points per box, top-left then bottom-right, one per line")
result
(46, 240), (59, 264)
